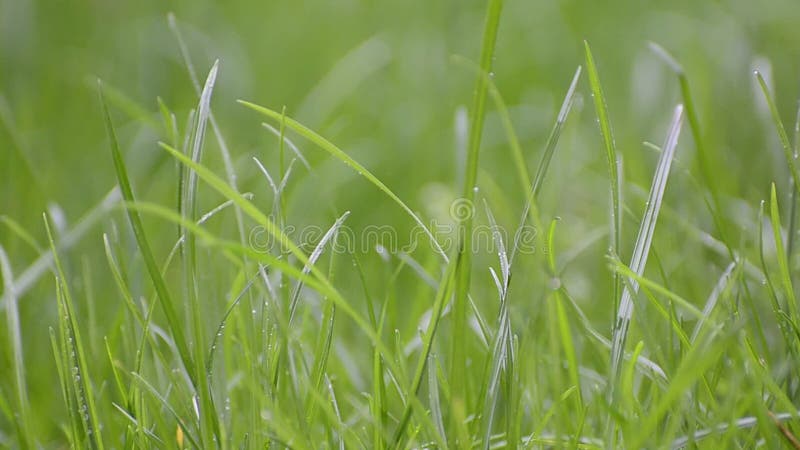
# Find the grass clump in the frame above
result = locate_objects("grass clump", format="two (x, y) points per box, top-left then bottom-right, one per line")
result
(4, 2), (800, 449)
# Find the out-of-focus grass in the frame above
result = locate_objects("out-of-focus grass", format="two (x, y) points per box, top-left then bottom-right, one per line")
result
(3, 0), (800, 447)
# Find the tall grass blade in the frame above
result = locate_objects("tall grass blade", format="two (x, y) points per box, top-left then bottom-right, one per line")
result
(0, 246), (34, 449)
(609, 105), (684, 398)
(756, 72), (800, 195)
(99, 83), (198, 388)
(427, 353), (448, 449)
(391, 259), (458, 448)
(787, 104), (800, 259)
(770, 183), (800, 324)
(49, 326), (81, 447)
(479, 202), (513, 450)
(179, 61), (222, 447)
(168, 14), (245, 227)
(45, 216), (105, 450)
(511, 65), (582, 264)
(305, 271), (338, 425)
(649, 42), (735, 260)
(584, 41), (622, 301)
(451, 1), (504, 442)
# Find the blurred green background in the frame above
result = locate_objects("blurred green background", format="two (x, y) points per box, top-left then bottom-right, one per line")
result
(2, 0), (800, 444)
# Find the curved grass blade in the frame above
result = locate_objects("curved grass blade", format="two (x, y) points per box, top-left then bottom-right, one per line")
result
(238, 100), (447, 261)
(288, 211), (350, 323)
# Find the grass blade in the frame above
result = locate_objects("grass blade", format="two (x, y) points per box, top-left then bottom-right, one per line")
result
(649, 42), (736, 261)
(288, 211), (350, 323)
(450, 1), (504, 442)
(0, 246), (34, 448)
(584, 41), (622, 296)
(168, 14), (248, 247)
(770, 183), (800, 324)
(179, 60), (222, 446)
(150, 146), (404, 383)
(511, 66), (582, 264)
(690, 262), (737, 343)
(238, 100), (447, 261)
(609, 105), (684, 399)
(479, 202), (513, 450)
(99, 83), (198, 390)
(45, 216), (105, 450)
(756, 72), (800, 195)
(391, 258), (458, 448)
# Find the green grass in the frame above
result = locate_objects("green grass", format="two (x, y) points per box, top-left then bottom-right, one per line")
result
(4, 0), (800, 448)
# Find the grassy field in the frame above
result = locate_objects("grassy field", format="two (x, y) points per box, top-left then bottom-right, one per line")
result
(3, 0), (800, 448)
